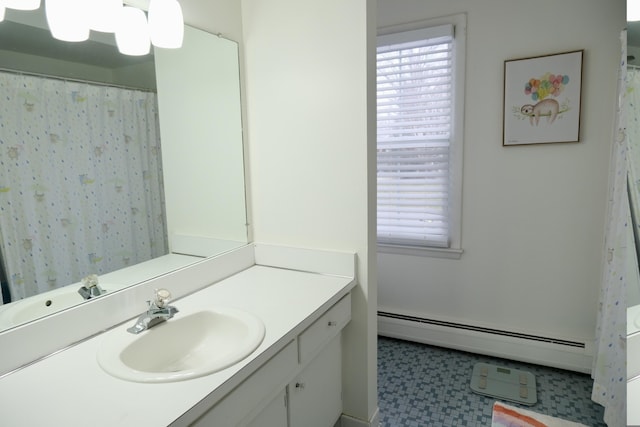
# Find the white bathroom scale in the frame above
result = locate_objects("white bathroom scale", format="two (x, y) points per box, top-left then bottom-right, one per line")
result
(470, 362), (537, 406)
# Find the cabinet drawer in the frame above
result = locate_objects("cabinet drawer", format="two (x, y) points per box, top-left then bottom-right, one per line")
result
(298, 293), (351, 364)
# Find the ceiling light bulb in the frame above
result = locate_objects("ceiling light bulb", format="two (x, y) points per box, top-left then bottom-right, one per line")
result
(115, 6), (151, 56)
(630, 0), (640, 21)
(148, 0), (184, 49)
(89, 0), (122, 33)
(46, 0), (90, 42)
(4, 0), (40, 10)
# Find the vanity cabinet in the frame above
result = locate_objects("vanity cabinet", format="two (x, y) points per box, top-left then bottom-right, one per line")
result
(245, 389), (288, 427)
(190, 293), (351, 427)
(190, 340), (297, 427)
(288, 291), (350, 427)
(288, 335), (342, 427)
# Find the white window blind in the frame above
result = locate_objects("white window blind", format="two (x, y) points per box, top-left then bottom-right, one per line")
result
(377, 25), (454, 248)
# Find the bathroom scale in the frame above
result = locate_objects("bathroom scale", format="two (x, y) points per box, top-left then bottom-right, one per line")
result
(470, 362), (537, 405)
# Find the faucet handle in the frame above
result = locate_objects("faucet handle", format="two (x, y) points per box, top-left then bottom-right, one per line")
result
(154, 288), (172, 308)
(81, 274), (99, 289)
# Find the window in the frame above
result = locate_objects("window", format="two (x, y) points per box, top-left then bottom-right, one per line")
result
(377, 16), (465, 258)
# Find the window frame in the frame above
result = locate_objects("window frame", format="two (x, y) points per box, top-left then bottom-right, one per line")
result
(376, 13), (466, 260)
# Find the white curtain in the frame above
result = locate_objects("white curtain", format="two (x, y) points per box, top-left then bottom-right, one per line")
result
(0, 71), (167, 301)
(590, 30), (628, 427)
(629, 67), (640, 308)
(628, 67), (640, 267)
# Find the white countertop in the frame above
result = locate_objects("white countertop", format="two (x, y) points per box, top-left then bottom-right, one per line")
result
(0, 265), (355, 426)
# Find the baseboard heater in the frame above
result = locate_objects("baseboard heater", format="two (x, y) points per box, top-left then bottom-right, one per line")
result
(378, 311), (585, 349)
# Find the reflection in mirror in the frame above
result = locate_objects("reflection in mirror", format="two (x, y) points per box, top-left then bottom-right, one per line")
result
(628, 22), (640, 307)
(0, 8), (247, 331)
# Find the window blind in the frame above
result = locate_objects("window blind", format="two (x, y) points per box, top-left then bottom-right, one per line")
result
(377, 25), (454, 248)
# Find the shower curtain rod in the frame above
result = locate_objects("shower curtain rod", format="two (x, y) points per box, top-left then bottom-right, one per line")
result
(0, 67), (156, 93)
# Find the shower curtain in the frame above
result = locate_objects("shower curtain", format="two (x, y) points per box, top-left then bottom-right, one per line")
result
(628, 67), (640, 271)
(0, 71), (168, 302)
(590, 30), (628, 427)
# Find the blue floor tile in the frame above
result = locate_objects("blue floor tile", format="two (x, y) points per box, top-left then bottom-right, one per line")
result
(377, 337), (605, 427)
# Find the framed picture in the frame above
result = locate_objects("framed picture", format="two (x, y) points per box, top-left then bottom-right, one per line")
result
(503, 50), (583, 146)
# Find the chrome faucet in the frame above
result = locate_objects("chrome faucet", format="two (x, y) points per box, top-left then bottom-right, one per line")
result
(127, 288), (179, 334)
(77, 274), (107, 300)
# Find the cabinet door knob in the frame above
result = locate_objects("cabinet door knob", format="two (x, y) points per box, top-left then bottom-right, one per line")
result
(328, 321), (337, 327)
(295, 382), (305, 389)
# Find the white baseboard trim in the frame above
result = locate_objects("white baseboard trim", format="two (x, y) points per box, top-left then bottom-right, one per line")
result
(378, 313), (593, 374)
(340, 407), (380, 427)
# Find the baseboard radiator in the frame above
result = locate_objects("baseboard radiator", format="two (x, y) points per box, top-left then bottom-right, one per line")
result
(378, 311), (593, 374)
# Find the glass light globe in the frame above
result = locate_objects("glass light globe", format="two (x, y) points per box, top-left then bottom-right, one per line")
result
(89, 0), (122, 33)
(631, 0), (640, 21)
(148, 0), (184, 49)
(4, 0), (40, 11)
(115, 6), (151, 56)
(45, 0), (90, 42)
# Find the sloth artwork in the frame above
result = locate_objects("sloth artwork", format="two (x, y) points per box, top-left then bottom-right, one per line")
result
(504, 51), (582, 145)
(518, 72), (569, 126)
(520, 98), (560, 126)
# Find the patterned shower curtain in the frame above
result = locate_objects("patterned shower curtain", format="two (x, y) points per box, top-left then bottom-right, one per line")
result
(590, 30), (629, 427)
(628, 68), (640, 269)
(0, 71), (167, 302)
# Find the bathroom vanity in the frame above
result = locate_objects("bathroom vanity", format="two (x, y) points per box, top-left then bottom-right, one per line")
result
(0, 245), (356, 427)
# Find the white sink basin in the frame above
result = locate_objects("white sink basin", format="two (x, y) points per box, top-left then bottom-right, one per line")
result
(0, 285), (104, 327)
(97, 307), (266, 383)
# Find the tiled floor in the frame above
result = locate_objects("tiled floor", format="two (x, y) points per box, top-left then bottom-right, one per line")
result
(377, 337), (606, 427)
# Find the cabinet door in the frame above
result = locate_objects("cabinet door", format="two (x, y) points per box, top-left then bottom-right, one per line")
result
(288, 335), (342, 427)
(244, 389), (287, 427)
(191, 341), (297, 427)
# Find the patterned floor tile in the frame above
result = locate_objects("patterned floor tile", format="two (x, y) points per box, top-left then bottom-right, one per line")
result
(377, 337), (605, 427)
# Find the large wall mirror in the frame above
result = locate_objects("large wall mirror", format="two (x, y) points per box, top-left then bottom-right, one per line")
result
(0, 7), (248, 332)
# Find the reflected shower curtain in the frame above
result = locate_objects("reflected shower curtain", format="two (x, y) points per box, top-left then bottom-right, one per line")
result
(590, 31), (627, 427)
(0, 71), (167, 302)
(628, 67), (640, 268)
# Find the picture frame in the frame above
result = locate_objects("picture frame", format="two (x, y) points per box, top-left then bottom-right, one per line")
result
(503, 50), (583, 146)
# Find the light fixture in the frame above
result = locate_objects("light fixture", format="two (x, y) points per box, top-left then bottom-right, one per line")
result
(0, 4), (5, 23)
(148, 0), (184, 49)
(88, 0), (122, 33)
(4, 0), (40, 10)
(46, 0), (90, 42)
(630, 0), (640, 21)
(9, 0), (183, 56)
(115, 6), (151, 56)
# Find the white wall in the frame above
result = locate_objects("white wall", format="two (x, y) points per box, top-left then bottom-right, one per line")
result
(181, 0), (243, 42)
(241, 0), (378, 423)
(377, 0), (624, 355)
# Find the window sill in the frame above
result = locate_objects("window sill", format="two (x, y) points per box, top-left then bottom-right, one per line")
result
(377, 243), (463, 260)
